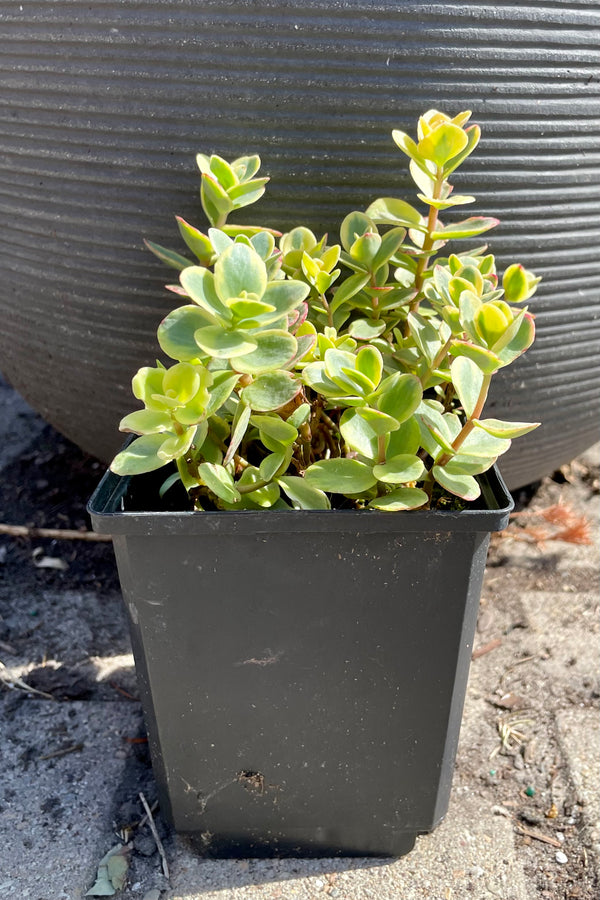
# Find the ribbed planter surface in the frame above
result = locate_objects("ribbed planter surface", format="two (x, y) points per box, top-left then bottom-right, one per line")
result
(0, 1), (598, 487)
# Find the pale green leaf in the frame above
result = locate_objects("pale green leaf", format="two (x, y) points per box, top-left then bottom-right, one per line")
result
(233, 330), (297, 375)
(278, 476), (331, 510)
(473, 418), (540, 439)
(304, 458), (377, 493)
(241, 372), (301, 411)
(368, 487), (428, 511)
(110, 434), (169, 476)
(432, 466), (481, 501)
(214, 242), (267, 303)
(198, 462), (241, 504)
(373, 454), (425, 484)
(450, 356), (484, 418)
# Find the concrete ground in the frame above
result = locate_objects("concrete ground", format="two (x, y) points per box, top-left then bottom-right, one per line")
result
(0, 377), (598, 900)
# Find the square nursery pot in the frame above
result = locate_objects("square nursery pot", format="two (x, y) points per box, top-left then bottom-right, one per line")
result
(88, 466), (513, 858)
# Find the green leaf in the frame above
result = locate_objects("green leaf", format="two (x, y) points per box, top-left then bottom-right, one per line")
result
(330, 272), (371, 314)
(356, 406), (399, 435)
(241, 371), (301, 411)
(364, 197), (424, 230)
(304, 458), (377, 493)
(287, 402), (311, 428)
(205, 372), (240, 415)
(157, 425), (196, 461)
(180, 266), (232, 323)
(339, 408), (378, 459)
(252, 414), (298, 445)
(157, 305), (211, 361)
(176, 217), (214, 265)
(340, 211), (376, 252)
(449, 341), (501, 374)
(110, 434), (169, 476)
(432, 466), (481, 501)
(442, 124), (481, 176)
(373, 372), (423, 423)
(159, 471), (182, 499)
(474, 418), (539, 439)
(355, 345), (383, 387)
(119, 409), (172, 435)
(407, 312), (440, 365)
(418, 122), (468, 167)
(432, 217), (499, 242)
(450, 356), (484, 418)
(386, 416), (421, 457)
(259, 450), (288, 482)
(208, 227), (234, 256)
(371, 227), (407, 269)
(496, 313), (536, 365)
(201, 173), (234, 225)
(391, 129), (431, 174)
(250, 230), (276, 259)
(231, 154), (261, 181)
(503, 263), (533, 303)
(143, 238), (192, 271)
(459, 429), (511, 458)
(214, 241), (267, 302)
(228, 177), (269, 208)
(198, 462), (241, 504)
(368, 487), (428, 511)
(194, 326), (258, 359)
(233, 330), (297, 375)
(373, 454), (425, 484)
(417, 193), (475, 210)
(261, 279), (311, 318)
(223, 402), (251, 465)
(347, 318), (387, 340)
(278, 476), (331, 510)
(442, 454), (496, 476)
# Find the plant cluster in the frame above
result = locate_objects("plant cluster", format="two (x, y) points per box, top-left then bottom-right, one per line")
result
(112, 110), (540, 511)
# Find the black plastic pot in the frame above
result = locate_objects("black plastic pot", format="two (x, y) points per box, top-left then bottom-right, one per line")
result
(88, 466), (513, 858)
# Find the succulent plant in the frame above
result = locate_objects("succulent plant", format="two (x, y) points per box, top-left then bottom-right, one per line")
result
(112, 110), (540, 511)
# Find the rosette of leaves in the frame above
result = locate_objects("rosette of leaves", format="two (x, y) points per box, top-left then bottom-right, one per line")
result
(112, 109), (541, 510)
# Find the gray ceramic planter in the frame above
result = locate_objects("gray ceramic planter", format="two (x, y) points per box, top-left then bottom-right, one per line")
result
(1, 2), (599, 487)
(88, 465), (513, 857)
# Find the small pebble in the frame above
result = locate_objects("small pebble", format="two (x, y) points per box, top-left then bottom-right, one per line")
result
(555, 851), (568, 865)
(525, 785), (535, 797)
(556, 832), (565, 843)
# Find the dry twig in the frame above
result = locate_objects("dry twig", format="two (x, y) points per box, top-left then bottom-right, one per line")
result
(139, 791), (170, 881)
(0, 523), (112, 542)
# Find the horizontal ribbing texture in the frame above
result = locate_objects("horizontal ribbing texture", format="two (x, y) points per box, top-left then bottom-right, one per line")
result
(0, 0), (598, 484)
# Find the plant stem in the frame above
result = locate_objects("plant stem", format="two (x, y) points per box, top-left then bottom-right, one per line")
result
(436, 372), (492, 466)
(420, 336), (452, 387)
(409, 168), (444, 315)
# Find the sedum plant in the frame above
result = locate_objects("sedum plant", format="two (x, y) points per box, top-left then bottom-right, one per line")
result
(112, 109), (540, 512)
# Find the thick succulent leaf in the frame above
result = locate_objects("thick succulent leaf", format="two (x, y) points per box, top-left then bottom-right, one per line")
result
(355, 345), (383, 387)
(223, 402), (251, 465)
(364, 197), (424, 230)
(417, 122), (467, 167)
(450, 356), (484, 418)
(449, 340), (501, 374)
(357, 406), (400, 435)
(432, 217), (499, 241)
(496, 313), (536, 365)
(231, 154), (261, 181)
(340, 211), (376, 252)
(262, 279), (311, 317)
(459, 429), (511, 458)
(198, 462), (241, 504)
(205, 372), (240, 415)
(373, 454), (425, 484)
(442, 124), (481, 176)
(347, 318), (387, 340)
(228, 177), (269, 208)
(176, 218), (214, 265)
(143, 238), (192, 271)
(391, 129), (431, 174)
(252, 414), (298, 446)
(157, 425), (196, 461)
(194, 326), (258, 359)
(373, 372), (423, 423)
(119, 409), (172, 435)
(180, 266), (232, 323)
(304, 458), (377, 493)
(442, 454), (496, 476)
(417, 193), (475, 210)
(233, 330), (297, 375)
(201, 173), (233, 224)
(110, 434), (170, 476)
(368, 486), (428, 511)
(209, 154), (238, 189)
(339, 409), (379, 459)
(330, 273), (371, 313)
(407, 312), (440, 365)
(214, 241), (267, 303)
(278, 476), (331, 510)
(208, 227), (234, 256)
(432, 466), (481, 501)
(250, 230), (276, 259)
(259, 450), (288, 482)
(302, 361), (345, 397)
(474, 418), (539, 439)
(385, 416), (421, 457)
(241, 371), (301, 411)
(158, 305), (213, 361)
